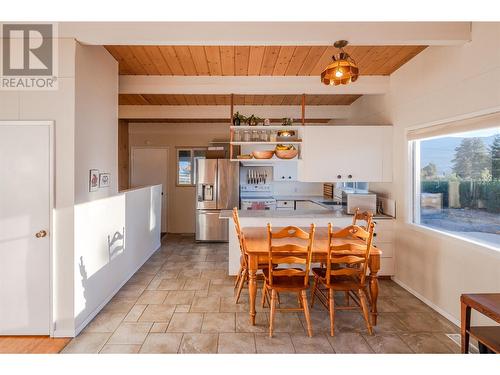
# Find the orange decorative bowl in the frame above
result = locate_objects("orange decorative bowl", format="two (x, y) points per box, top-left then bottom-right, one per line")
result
(252, 150), (275, 159)
(275, 149), (298, 159)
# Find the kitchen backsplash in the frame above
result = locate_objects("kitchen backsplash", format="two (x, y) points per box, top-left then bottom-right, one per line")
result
(272, 181), (323, 196)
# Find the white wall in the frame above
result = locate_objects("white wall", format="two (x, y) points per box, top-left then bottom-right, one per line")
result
(350, 22), (500, 326)
(74, 185), (161, 333)
(129, 122), (229, 233)
(0, 38), (77, 336)
(75, 43), (119, 203)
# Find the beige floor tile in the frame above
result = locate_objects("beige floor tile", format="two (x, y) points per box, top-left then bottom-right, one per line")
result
(62, 332), (111, 354)
(236, 312), (269, 333)
(327, 332), (373, 353)
(207, 285), (236, 297)
(115, 284), (145, 299)
(123, 305), (147, 322)
(218, 333), (256, 353)
(194, 289), (209, 297)
(255, 333), (295, 353)
(190, 296), (220, 313)
(136, 290), (168, 305)
(108, 322), (153, 345)
(395, 312), (458, 333)
(290, 333), (334, 353)
(202, 312), (236, 333)
(157, 270), (179, 279)
(175, 304), (191, 312)
(165, 290), (195, 305)
(271, 312), (306, 333)
(363, 333), (413, 353)
(399, 333), (458, 354)
(99, 344), (141, 354)
(84, 311), (127, 333)
(372, 313), (409, 334)
(140, 333), (183, 353)
(210, 277), (235, 286)
(157, 279), (186, 291)
(150, 322), (169, 333)
(102, 298), (136, 314)
(180, 333), (218, 354)
(139, 304), (175, 323)
(220, 297), (250, 313)
(201, 269), (228, 280)
(183, 279), (210, 291)
(167, 313), (204, 333)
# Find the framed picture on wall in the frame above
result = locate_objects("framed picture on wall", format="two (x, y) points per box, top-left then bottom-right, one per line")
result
(99, 173), (111, 188)
(89, 169), (99, 192)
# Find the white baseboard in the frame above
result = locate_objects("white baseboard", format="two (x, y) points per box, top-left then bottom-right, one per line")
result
(73, 242), (161, 336)
(52, 329), (76, 338)
(392, 277), (460, 327)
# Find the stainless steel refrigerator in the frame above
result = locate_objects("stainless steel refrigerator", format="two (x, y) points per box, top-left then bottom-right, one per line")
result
(195, 159), (239, 242)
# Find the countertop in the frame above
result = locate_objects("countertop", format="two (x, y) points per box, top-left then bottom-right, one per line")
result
(220, 200), (394, 220)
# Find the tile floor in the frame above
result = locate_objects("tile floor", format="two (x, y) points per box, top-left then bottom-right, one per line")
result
(63, 234), (462, 354)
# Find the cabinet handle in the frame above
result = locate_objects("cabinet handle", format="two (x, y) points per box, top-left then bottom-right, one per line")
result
(337, 175), (342, 179)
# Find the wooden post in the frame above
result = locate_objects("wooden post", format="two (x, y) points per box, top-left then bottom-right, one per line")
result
(301, 93), (305, 125)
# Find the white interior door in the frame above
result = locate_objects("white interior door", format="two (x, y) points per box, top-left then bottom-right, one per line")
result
(0, 122), (52, 335)
(131, 147), (168, 232)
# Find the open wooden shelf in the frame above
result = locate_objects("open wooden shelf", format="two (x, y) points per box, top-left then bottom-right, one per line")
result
(230, 158), (299, 163)
(230, 141), (302, 145)
(230, 125), (304, 131)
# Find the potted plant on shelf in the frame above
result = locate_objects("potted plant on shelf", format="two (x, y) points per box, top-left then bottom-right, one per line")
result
(232, 111), (246, 126)
(247, 114), (262, 126)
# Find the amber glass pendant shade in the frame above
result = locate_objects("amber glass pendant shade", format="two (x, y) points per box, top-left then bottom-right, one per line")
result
(321, 40), (359, 85)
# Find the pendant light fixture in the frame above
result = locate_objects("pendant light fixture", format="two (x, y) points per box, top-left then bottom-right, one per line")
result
(321, 40), (359, 85)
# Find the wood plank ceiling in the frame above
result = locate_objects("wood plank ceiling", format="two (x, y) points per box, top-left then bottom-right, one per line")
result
(105, 45), (426, 76)
(119, 94), (362, 106)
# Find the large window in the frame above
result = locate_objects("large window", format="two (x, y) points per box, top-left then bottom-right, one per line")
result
(411, 126), (500, 249)
(176, 148), (206, 186)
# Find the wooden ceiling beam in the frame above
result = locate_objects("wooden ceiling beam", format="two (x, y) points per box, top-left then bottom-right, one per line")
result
(62, 22), (470, 46)
(119, 75), (389, 95)
(119, 104), (351, 120)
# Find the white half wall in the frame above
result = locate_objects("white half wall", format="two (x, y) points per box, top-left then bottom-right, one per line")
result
(350, 22), (500, 326)
(74, 185), (162, 334)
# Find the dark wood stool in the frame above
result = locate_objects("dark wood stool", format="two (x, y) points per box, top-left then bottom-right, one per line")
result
(460, 293), (500, 354)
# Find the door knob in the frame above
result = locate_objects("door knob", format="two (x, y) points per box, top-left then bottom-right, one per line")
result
(35, 230), (47, 238)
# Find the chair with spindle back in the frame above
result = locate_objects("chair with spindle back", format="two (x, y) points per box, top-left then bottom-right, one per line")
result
(310, 222), (375, 336)
(352, 207), (373, 230)
(264, 223), (315, 337)
(232, 208), (269, 304)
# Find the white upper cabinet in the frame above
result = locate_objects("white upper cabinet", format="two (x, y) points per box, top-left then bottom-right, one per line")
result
(298, 126), (393, 182)
(273, 161), (298, 181)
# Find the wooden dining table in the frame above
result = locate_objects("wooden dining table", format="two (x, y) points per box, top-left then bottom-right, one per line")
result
(242, 226), (382, 326)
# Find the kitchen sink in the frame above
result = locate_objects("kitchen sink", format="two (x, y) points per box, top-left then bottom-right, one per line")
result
(319, 201), (339, 205)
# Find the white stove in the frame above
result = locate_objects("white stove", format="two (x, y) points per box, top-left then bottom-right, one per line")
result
(240, 184), (276, 210)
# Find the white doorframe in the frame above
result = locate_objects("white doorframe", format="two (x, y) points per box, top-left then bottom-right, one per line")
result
(0, 120), (55, 336)
(130, 146), (169, 232)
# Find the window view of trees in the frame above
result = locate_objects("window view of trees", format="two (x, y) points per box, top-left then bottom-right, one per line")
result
(416, 129), (500, 248)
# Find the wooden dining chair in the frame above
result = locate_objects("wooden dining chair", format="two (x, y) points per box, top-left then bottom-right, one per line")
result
(232, 208), (269, 304)
(264, 223), (315, 337)
(352, 207), (373, 230)
(310, 222), (375, 336)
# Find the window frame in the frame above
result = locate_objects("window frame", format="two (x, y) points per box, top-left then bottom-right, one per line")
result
(176, 147), (207, 187)
(408, 124), (500, 251)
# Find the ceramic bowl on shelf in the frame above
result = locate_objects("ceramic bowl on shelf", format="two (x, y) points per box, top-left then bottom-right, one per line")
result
(275, 148), (298, 159)
(237, 154), (253, 159)
(252, 150), (275, 159)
